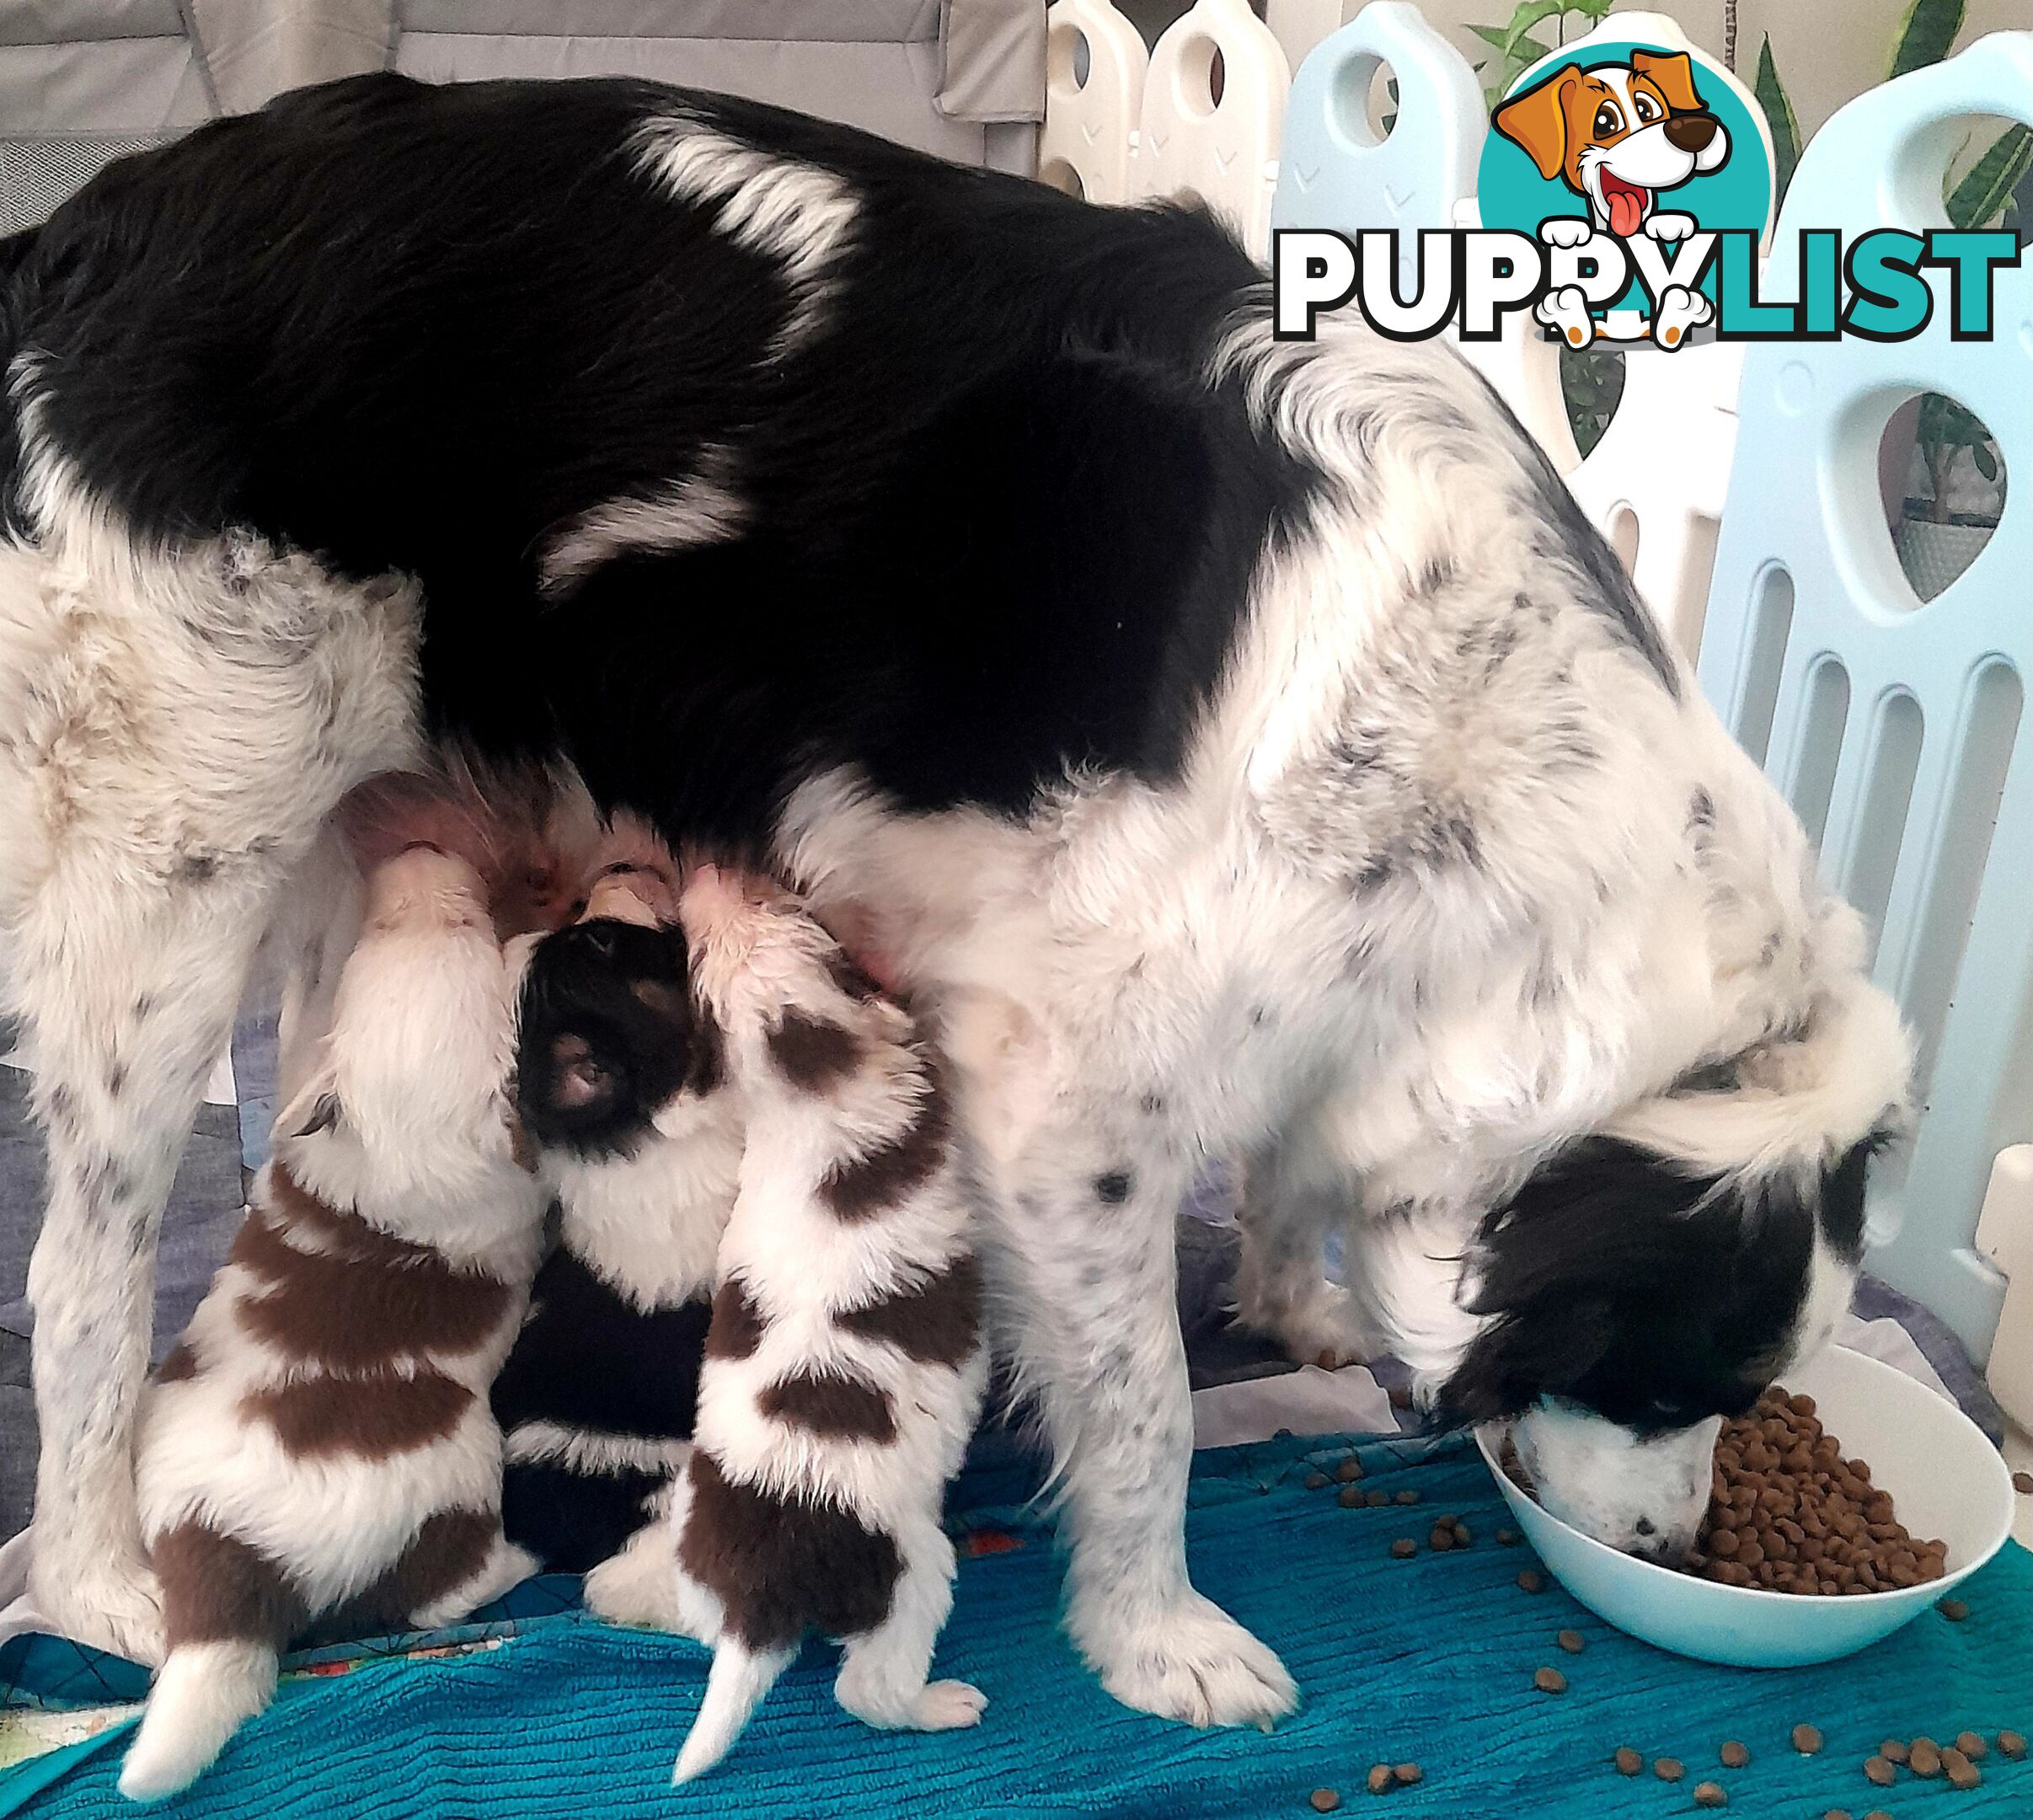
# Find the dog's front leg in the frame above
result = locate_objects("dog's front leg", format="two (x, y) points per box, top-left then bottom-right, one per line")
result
(977, 1107), (1297, 1728)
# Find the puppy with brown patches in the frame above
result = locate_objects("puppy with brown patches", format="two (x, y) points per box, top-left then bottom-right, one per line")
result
(593, 865), (987, 1783)
(118, 785), (548, 1802)
(495, 821), (741, 1571)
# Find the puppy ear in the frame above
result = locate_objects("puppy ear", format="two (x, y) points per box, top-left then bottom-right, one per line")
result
(1438, 1298), (1614, 1422)
(1494, 70), (1576, 180)
(1630, 50), (1703, 115)
(548, 1033), (617, 1112)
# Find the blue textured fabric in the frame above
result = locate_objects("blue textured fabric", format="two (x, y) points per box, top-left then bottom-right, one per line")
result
(7, 1432), (2029, 1817)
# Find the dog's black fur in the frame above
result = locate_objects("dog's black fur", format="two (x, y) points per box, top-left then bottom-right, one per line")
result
(1442, 1134), (1877, 1431)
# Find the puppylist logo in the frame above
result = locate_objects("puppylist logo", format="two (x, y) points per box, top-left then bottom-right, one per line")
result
(1274, 35), (2023, 351)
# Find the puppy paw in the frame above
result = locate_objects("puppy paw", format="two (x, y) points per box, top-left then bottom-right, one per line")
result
(1651, 285), (1713, 348)
(1071, 1587), (1298, 1730)
(1533, 284), (1597, 348)
(907, 1679), (987, 1732)
(1538, 216), (1594, 249)
(1646, 211), (1697, 242)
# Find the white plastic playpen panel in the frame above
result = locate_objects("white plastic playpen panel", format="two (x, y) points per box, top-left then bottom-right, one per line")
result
(1050, 0), (2031, 1373)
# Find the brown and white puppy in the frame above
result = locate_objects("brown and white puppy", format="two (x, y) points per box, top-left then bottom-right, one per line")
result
(1495, 49), (1730, 242)
(586, 865), (987, 1783)
(117, 791), (548, 1801)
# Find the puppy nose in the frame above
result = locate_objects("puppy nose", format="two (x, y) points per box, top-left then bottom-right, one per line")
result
(1664, 112), (1717, 153)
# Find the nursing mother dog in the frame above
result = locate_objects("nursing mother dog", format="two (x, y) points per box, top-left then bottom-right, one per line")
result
(0, 73), (1907, 1722)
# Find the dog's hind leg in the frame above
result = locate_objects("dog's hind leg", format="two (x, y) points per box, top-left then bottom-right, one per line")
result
(0, 517), (420, 1659)
(832, 1521), (984, 1734)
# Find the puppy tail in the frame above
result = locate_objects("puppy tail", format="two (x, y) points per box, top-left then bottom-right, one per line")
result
(671, 1639), (794, 1785)
(118, 1640), (278, 1802)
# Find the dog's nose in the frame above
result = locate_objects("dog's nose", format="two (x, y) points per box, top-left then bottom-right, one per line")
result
(1664, 112), (1718, 153)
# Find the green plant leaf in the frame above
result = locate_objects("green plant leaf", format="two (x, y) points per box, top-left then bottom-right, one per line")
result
(1889, 0), (1963, 78)
(1466, 23), (1516, 48)
(1504, 0), (1573, 58)
(1947, 123), (2033, 228)
(1753, 36), (1800, 205)
(1973, 443), (1998, 482)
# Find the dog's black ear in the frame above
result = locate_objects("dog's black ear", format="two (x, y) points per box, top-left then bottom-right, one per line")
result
(1438, 1296), (1615, 1422)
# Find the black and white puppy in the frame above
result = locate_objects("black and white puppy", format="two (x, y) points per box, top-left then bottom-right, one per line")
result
(495, 827), (738, 1571)
(1, 74), (1908, 1723)
(586, 864), (986, 1782)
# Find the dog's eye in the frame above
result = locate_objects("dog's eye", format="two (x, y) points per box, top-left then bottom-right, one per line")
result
(1593, 102), (1624, 136)
(1634, 94), (1660, 123)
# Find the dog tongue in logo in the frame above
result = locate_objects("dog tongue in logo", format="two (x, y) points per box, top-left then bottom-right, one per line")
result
(1601, 172), (1647, 238)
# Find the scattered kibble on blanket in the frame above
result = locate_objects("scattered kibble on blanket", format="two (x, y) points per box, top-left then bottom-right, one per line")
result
(1880, 1739), (1908, 1764)
(1863, 1756), (1896, 1787)
(1532, 1667), (1567, 1694)
(1558, 1630), (1585, 1655)
(1306, 1472), (1331, 1491)
(1909, 1737), (1941, 1776)
(1687, 1389), (1945, 1594)
(1392, 1764), (1422, 1786)
(1998, 1730), (2026, 1758)
(1938, 1598), (1969, 1620)
(1718, 1740), (1747, 1767)
(1517, 1569), (1545, 1592)
(1863, 1810), (1893, 1820)
(1365, 1764), (1394, 1795)
(1793, 1725), (1826, 1754)
(1953, 1732), (1987, 1760)
(1452, 1522), (1472, 1544)
(1823, 1811), (1854, 1820)
(1614, 1748), (1644, 1776)
(1429, 1526), (1456, 1552)
(1367, 1490), (1392, 1507)
(1941, 1746), (1981, 1791)
(1655, 1758), (1685, 1782)
(2010, 1469), (2032, 1495)
(1308, 1787), (1340, 1812)
(1339, 1485), (1367, 1508)
(1390, 1538), (1417, 1560)
(1692, 1780), (1727, 1807)
(1336, 1459), (1365, 1484)
(1394, 1490), (1421, 1506)
(1497, 1528), (1522, 1546)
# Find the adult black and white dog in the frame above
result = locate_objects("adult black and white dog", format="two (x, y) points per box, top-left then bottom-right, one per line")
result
(0, 73), (1907, 1722)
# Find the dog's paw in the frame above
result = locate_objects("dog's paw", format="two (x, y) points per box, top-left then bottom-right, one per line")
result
(1534, 284), (1597, 348)
(1072, 1588), (1298, 1730)
(1538, 216), (1594, 249)
(1651, 285), (1713, 348)
(1646, 211), (1697, 242)
(906, 1680), (988, 1732)
(32, 1550), (164, 1666)
(584, 1539), (686, 1634)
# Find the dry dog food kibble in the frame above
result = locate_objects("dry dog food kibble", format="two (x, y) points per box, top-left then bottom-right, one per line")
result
(1880, 1740), (1908, 1764)
(1497, 1528), (1522, 1546)
(1942, 1747), (1981, 1791)
(1517, 1570), (1545, 1592)
(1718, 1741), (1748, 1768)
(1655, 1758), (1685, 1783)
(1614, 1748), (1645, 1776)
(1863, 1812), (1893, 1820)
(1366, 1490), (1392, 1508)
(1693, 1781), (1727, 1807)
(1389, 1538), (1418, 1560)
(1687, 1388), (1945, 1595)
(1365, 1764), (1394, 1796)
(1336, 1459), (1365, 1484)
(2011, 1469), (2032, 1495)
(1793, 1726), (1826, 1755)
(1429, 1526), (1456, 1552)
(1909, 1737), (1941, 1777)
(1339, 1485), (1367, 1508)
(1309, 1789), (1340, 1812)
(1862, 1757), (1896, 1787)
(1394, 1490), (1421, 1506)
(1938, 1597), (1969, 1620)
(1954, 1731), (1987, 1760)
(1392, 1764), (1422, 1786)
(1998, 1730), (2026, 1759)
(1305, 1472), (1331, 1491)
(1533, 1667), (1567, 1694)
(1558, 1630), (1585, 1655)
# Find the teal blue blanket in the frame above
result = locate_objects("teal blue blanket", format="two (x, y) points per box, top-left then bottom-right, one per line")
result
(7, 1432), (2028, 1817)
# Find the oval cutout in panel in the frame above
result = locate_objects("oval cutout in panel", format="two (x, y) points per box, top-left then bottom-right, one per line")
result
(1735, 565), (1795, 767)
(1790, 656), (1851, 854)
(1843, 690), (1925, 971)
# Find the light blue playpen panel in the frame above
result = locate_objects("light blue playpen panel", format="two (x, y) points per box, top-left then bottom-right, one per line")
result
(1699, 35), (2033, 1363)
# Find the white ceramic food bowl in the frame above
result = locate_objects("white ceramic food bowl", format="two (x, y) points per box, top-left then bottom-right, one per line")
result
(1475, 1344), (2016, 1667)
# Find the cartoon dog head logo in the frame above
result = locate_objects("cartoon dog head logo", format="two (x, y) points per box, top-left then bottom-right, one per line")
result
(1495, 51), (1730, 244)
